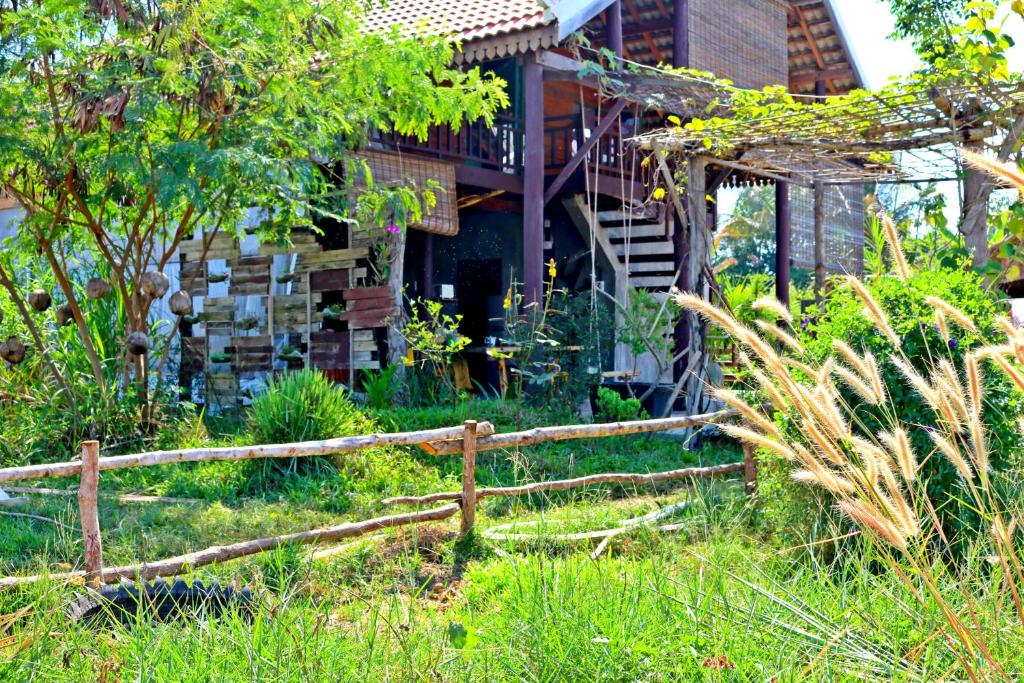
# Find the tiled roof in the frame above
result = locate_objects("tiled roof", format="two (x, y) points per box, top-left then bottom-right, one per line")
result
(364, 0), (553, 43)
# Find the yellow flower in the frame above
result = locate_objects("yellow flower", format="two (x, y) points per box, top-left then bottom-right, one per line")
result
(652, 187), (666, 201)
(502, 288), (512, 310)
(548, 259), (557, 278)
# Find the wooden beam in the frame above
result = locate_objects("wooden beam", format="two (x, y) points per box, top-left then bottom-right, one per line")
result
(543, 100), (627, 206)
(793, 5), (832, 93)
(454, 165), (523, 193)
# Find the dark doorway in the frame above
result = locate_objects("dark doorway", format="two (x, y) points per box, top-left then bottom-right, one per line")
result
(457, 258), (503, 387)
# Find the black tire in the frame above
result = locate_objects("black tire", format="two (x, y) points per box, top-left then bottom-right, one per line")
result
(68, 578), (255, 626)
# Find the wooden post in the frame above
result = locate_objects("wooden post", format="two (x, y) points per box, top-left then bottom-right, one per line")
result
(813, 180), (826, 305)
(775, 181), (791, 306)
(673, 0), (689, 68)
(78, 440), (103, 584)
(607, 1), (623, 59)
(460, 420), (478, 537)
(742, 442), (758, 496)
(523, 53), (545, 304)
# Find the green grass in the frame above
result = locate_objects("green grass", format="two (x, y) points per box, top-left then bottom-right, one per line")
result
(2, 399), (1019, 680)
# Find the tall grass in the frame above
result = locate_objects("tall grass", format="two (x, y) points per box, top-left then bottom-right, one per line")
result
(246, 369), (377, 483)
(673, 199), (1024, 677)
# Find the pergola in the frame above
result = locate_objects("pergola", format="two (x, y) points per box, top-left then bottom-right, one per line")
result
(583, 54), (1024, 415)
(594, 58), (1024, 297)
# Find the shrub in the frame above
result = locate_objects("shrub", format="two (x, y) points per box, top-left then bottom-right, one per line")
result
(361, 365), (399, 410)
(247, 369), (377, 483)
(594, 387), (649, 423)
(800, 267), (1023, 538)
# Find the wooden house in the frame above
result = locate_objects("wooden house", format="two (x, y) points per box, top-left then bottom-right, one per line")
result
(356, 0), (866, 389)
(128, 1), (869, 408)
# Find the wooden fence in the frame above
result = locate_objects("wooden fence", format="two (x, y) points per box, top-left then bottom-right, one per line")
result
(0, 408), (750, 588)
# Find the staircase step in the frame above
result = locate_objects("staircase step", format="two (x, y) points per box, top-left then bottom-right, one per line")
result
(606, 223), (667, 240)
(615, 240), (674, 257)
(627, 260), (675, 273)
(630, 276), (677, 289)
(597, 208), (657, 222)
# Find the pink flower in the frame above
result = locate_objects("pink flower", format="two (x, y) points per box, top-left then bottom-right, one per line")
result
(386, 224), (400, 234)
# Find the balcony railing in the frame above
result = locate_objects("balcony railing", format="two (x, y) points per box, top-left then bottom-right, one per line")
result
(374, 114), (524, 175)
(372, 111), (629, 179)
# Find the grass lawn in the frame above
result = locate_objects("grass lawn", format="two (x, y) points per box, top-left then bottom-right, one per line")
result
(0, 400), (1020, 680)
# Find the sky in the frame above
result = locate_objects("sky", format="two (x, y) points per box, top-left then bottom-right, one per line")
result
(830, 1), (1024, 223)
(721, 1), (1023, 229)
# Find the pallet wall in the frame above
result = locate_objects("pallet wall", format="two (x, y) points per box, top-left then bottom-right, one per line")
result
(178, 227), (395, 410)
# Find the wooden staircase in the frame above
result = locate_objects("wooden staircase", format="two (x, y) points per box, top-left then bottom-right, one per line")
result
(564, 195), (678, 385)
(566, 196), (677, 292)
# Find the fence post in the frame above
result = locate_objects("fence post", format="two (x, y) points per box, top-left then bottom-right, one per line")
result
(742, 442), (758, 496)
(460, 420), (478, 537)
(78, 440), (104, 585)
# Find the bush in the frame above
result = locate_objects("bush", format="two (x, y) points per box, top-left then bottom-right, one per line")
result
(361, 365), (399, 410)
(798, 267), (1023, 539)
(247, 369), (377, 483)
(594, 387), (649, 423)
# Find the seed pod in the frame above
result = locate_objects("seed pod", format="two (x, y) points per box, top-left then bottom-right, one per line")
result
(140, 271), (170, 299)
(55, 303), (74, 327)
(86, 278), (112, 300)
(28, 290), (51, 312)
(168, 290), (192, 316)
(0, 337), (25, 365)
(126, 331), (150, 356)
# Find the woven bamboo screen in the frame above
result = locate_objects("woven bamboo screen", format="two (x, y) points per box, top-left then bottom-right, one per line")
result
(789, 183), (865, 275)
(353, 149), (459, 237)
(688, 0), (788, 90)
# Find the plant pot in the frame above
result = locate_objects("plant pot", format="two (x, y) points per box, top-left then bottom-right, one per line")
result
(207, 273), (229, 284)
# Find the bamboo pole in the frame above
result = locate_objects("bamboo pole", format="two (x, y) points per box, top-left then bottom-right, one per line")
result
(0, 423), (495, 484)
(78, 441), (103, 585)
(382, 462), (746, 506)
(460, 420), (478, 537)
(0, 504), (459, 588)
(421, 408), (738, 456)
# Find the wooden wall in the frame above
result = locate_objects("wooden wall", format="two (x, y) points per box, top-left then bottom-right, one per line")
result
(688, 0), (788, 89)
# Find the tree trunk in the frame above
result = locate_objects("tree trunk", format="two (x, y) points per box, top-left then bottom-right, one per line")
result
(680, 157), (710, 427)
(959, 141), (992, 270)
(386, 228), (408, 369)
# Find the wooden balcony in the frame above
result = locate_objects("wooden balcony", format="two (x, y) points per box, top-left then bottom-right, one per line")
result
(372, 110), (632, 190)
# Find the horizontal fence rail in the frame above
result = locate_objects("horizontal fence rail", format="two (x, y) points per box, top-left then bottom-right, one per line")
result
(0, 424), (496, 484)
(0, 408), (746, 588)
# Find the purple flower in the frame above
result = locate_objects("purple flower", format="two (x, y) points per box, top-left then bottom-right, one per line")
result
(801, 317), (809, 331)
(386, 224), (400, 234)
(948, 338), (958, 350)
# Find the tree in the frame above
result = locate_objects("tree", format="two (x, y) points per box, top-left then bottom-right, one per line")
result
(887, 0), (970, 59)
(0, 0), (507, 419)
(885, 0), (1024, 269)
